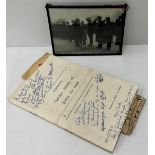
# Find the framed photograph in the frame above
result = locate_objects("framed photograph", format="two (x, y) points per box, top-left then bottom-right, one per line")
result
(46, 4), (128, 56)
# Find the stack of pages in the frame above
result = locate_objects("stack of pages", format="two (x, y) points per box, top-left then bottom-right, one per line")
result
(9, 54), (145, 152)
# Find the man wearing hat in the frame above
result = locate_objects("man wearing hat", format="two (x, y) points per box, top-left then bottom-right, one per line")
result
(95, 16), (105, 49)
(104, 17), (113, 50)
(86, 17), (95, 46)
(114, 16), (123, 51)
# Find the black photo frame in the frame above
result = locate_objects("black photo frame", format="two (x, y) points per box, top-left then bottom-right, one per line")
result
(45, 3), (128, 56)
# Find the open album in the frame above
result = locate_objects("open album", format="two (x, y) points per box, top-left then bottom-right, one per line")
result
(8, 53), (145, 152)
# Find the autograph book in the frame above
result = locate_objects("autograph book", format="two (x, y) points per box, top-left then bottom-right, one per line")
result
(8, 53), (145, 152)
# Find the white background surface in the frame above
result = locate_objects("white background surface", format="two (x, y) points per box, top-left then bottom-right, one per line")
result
(6, 0), (148, 46)
(6, 45), (148, 155)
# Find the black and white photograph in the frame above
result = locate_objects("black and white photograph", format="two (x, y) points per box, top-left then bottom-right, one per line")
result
(46, 4), (127, 55)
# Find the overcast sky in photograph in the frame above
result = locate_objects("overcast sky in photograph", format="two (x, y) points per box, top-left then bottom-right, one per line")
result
(49, 8), (123, 24)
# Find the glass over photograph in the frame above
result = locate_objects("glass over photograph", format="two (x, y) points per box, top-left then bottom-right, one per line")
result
(46, 5), (127, 55)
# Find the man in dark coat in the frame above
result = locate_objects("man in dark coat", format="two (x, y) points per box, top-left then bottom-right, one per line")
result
(114, 18), (122, 46)
(72, 18), (82, 47)
(102, 17), (113, 50)
(80, 21), (87, 45)
(86, 17), (95, 46)
(68, 20), (75, 42)
(114, 13), (125, 50)
(95, 16), (105, 48)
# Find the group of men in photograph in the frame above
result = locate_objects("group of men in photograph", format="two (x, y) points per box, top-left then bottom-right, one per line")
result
(52, 13), (125, 50)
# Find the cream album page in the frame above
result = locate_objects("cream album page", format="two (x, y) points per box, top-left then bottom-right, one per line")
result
(9, 55), (138, 152)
